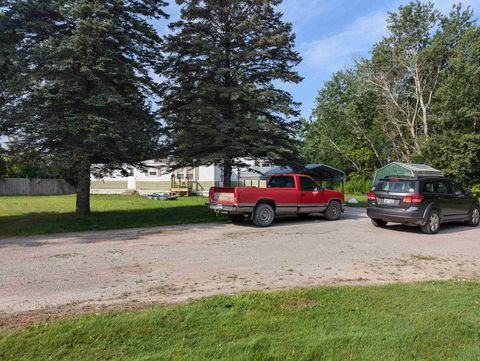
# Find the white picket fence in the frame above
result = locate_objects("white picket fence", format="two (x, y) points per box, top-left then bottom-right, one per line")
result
(0, 178), (75, 196)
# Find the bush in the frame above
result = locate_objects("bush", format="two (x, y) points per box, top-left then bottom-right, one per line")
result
(470, 184), (480, 199)
(345, 175), (372, 194)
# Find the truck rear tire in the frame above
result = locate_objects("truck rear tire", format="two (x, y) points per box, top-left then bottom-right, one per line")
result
(324, 201), (341, 221)
(228, 214), (245, 225)
(253, 204), (275, 227)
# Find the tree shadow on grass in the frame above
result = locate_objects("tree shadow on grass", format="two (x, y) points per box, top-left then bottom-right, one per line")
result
(0, 205), (228, 243)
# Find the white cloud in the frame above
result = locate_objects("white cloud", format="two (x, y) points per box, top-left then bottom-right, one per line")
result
(300, 11), (389, 73)
(280, 0), (329, 29)
(297, 0), (480, 75)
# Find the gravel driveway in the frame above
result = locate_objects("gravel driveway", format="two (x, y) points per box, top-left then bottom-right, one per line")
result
(1, 208), (479, 324)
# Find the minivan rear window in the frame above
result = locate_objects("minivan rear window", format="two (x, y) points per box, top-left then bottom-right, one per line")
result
(374, 181), (416, 193)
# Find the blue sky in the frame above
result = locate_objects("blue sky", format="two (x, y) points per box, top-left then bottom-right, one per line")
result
(160, 0), (480, 119)
(2, 0), (479, 148)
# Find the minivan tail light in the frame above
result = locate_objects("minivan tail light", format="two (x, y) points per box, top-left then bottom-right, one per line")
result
(367, 192), (377, 201)
(403, 194), (423, 204)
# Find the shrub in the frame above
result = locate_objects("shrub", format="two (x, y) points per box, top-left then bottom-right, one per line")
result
(345, 175), (372, 194)
(470, 184), (480, 199)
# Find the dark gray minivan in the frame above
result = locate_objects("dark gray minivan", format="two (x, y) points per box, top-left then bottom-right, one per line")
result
(367, 177), (480, 234)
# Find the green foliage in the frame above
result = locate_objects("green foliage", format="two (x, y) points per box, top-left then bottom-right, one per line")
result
(470, 184), (480, 199)
(0, 139), (60, 178)
(344, 175), (373, 195)
(0, 148), (6, 177)
(304, 1), (479, 186)
(161, 0), (303, 185)
(303, 70), (384, 175)
(423, 133), (480, 186)
(2, 282), (480, 360)
(0, 0), (167, 213)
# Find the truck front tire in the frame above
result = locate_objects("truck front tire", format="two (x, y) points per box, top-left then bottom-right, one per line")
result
(324, 201), (341, 221)
(253, 204), (275, 227)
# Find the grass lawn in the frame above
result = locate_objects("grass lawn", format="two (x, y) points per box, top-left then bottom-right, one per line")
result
(1, 281), (479, 360)
(0, 193), (366, 238)
(0, 194), (225, 238)
(344, 193), (368, 208)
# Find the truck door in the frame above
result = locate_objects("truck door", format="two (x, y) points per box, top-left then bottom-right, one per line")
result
(267, 175), (299, 215)
(297, 176), (328, 214)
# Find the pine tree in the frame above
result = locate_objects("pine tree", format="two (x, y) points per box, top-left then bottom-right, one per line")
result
(0, 0), (167, 214)
(161, 0), (302, 186)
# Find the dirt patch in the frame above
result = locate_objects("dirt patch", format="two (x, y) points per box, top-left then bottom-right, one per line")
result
(1, 209), (480, 330)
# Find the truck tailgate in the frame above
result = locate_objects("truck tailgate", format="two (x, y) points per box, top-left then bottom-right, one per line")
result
(210, 187), (236, 204)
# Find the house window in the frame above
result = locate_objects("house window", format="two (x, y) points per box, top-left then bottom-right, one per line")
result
(174, 167), (196, 181)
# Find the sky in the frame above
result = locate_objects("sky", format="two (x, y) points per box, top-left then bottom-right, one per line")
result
(160, 0), (480, 119)
(1, 0), (479, 148)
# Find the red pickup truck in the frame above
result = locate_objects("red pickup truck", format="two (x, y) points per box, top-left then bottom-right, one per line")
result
(209, 173), (344, 227)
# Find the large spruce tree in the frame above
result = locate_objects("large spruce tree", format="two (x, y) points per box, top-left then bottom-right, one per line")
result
(0, 0), (166, 214)
(161, 0), (302, 186)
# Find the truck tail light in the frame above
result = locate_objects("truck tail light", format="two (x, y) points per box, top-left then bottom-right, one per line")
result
(403, 194), (423, 204)
(234, 188), (239, 203)
(367, 192), (377, 201)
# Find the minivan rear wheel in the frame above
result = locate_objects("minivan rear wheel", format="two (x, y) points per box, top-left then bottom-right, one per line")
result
(466, 206), (480, 227)
(421, 210), (440, 234)
(371, 218), (387, 228)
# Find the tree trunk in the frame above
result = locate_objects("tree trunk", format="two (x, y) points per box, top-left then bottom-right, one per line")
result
(222, 159), (232, 187)
(76, 162), (91, 215)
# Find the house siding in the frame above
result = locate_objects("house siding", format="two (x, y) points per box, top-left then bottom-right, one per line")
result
(91, 181), (128, 190)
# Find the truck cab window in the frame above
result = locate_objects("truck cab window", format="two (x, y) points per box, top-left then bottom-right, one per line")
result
(268, 176), (295, 188)
(300, 177), (319, 191)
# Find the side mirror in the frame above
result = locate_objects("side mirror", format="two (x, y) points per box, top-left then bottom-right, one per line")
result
(465, 190), (473, 197)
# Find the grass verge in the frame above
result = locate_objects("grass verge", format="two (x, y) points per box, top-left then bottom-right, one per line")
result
(344, 193), (368, 208)
(0, 193), (365, 238)
(0, 194), (225, 238)
(1, 281), (479, 360)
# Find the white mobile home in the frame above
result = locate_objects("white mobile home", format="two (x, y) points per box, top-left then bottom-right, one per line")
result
(90, 160), (269, 195)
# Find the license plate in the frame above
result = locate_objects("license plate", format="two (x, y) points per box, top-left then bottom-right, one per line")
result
(383, 198), (395, 205)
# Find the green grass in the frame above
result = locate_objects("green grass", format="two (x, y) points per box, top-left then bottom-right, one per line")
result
(0, 194), (225, 238)
(1, 282), (479, 360)
(344, 193), (368, 207)
(0, 192), (366, 238)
